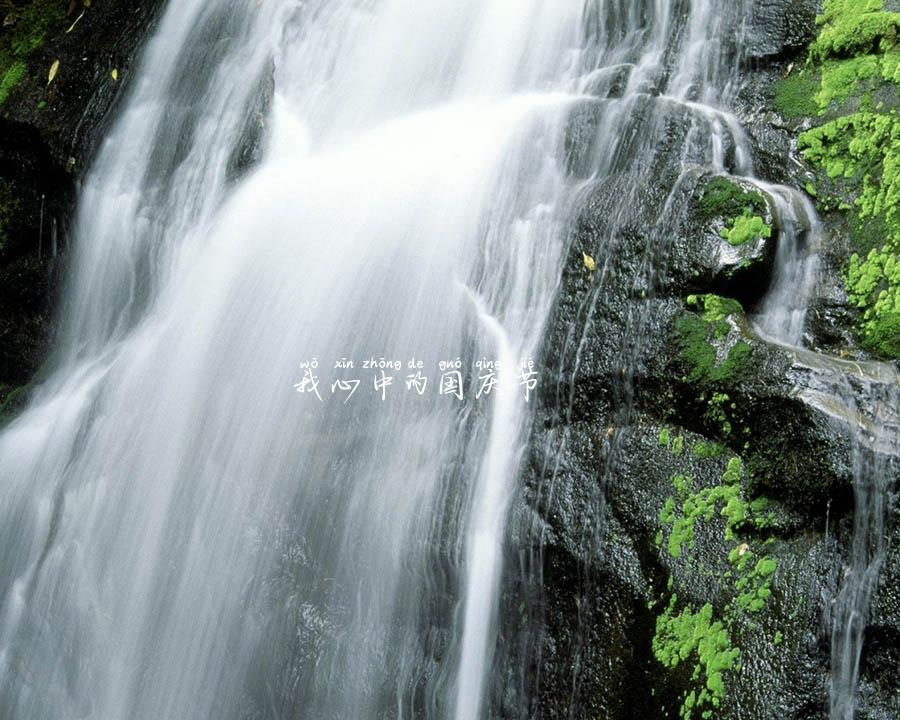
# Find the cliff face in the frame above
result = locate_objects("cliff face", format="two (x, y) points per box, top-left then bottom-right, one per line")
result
(0, 0), (163, 414)
(496, 2), (900, 719)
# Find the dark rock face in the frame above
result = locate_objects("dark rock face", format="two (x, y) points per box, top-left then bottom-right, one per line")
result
(0, 0), (164, 411)
(492, 2), (900, 719)
(742, 0), (819, 62)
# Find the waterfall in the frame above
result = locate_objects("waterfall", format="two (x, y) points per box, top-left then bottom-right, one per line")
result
(0, 1), (587, 718)
(0, 1), (897, 718)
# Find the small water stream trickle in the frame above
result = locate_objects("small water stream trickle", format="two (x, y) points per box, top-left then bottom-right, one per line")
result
(750, 131), (900, 720)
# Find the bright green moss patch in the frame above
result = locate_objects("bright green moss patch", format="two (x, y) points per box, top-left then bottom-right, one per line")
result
(800, 110), (900, 355)
(685, 294), (744, 323)
(659, 459), (749, 559)
(721, 214), (772, 247)
(697, 177), (772, 246)
(675, 314), (752, 386)
(653, 598), (740, 720)
(797, 0), (900, 358)
(774, 72), (820, 118)
(817, 54), (881, 109)
(655, 457), (779, 719)
(811, 0), (900, 61)
(692, 441), (725, 459)
(731, 549), (777, 613)
(847, 245), (900, 354)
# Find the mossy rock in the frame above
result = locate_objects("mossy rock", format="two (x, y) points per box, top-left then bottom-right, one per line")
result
(0, 0), (70, 108)
(662, 175), (779, 307)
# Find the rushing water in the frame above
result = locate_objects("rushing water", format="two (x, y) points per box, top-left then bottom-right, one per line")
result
(0, 2), (587, 718)
(0, 1), (897, 719)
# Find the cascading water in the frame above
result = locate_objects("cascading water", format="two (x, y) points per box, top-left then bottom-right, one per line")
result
(746, 101), (899, 720)
(494, 1), (898, 718)
(746, 60), (900, 720)
(0, 1), (589, 718)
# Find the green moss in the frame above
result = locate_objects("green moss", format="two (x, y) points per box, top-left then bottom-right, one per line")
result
(692, 441), (725, 458)
(672, 434), (685, 457)
(0, 61), (25, 106)
(796, 0), (900, 358)
(817, 54), (882, 110)
(811, 1), (900, 61)
(696, 177), (772, 247)
(659, 427), (672, 447)
(653, 598), (740, 720)
(774, 72), (820, 118)
(662, 459), (746, 559)
(800, 110), (900, 356)
(731, 551), (778, 613)
(699, 177), (767, 220)
(847, 246), (900, 354)
(0, 0), (69, 107)
(686, 294), (744, 323)
(675, 313), (752, 386)
(654, 455), (781, 719)
(659, 455), (778, 625)
(720, 214), (773, 246)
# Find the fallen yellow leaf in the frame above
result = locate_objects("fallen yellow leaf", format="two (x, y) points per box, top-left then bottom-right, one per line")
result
(47, 59), (59, 85)
(111, 68), (118, 81)
(66, 10), (85, 33)
(582, 252), (596, 272)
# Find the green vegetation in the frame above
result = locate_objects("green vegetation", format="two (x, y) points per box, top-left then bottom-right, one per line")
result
(791, 0), (900, 357)
(774, 72), (820, 117)
(675, 297), (752, 386)
(686, 293), (744, 323)
(692, 440), (725, 459)
(698, 177), (772, 246)
(810, 0), (900, 61)
(721, 213), (772, 247)
(699, 177), (767, 220)
(655, 457), (779, 719)
(0, 60), (24, 106)
(800, 109), (900, 354)
(847, 246), (900, 354)
(0, 0), (70, 108)
(659, 427), (672, 447)
(653, 598), (740, 720)
(674, 297), (754, 446)
(677, 314), (752, 384)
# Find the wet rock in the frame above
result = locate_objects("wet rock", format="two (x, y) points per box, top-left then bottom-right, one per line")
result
(564, 94), (740, 181)
(227, 59), (275, 182)
(742, 0), (819, 61)
(666, 174), (780, 304)
(0, 0), (164, 405)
